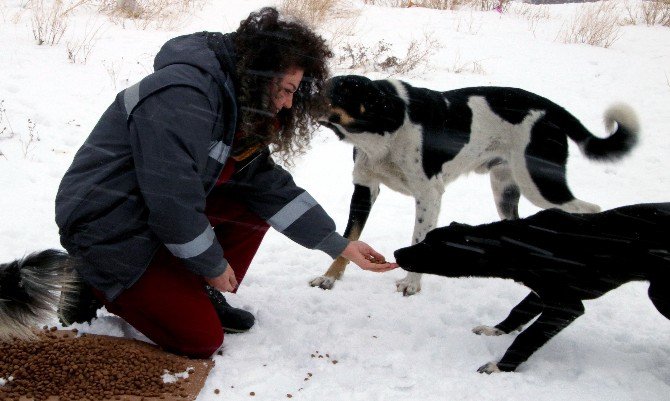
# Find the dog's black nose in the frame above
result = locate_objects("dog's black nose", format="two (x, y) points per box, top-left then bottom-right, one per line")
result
(394, 243), (431, 273)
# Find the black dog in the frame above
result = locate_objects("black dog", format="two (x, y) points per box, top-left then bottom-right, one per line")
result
(394, 203), (670, 373)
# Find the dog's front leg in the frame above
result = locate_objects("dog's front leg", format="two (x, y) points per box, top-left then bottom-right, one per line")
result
(478, 299), (585, 373)
(310, 184), (378, 290)
(396, 192), (442, 296)
(473, 292), (544, 336)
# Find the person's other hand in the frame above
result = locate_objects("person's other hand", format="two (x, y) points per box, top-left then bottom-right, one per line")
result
(341, 241), (398, 272)
(205, 264), (238, 292)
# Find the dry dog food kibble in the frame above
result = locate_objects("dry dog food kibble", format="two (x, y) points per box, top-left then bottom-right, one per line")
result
(0, 330), (199, 401)
(367, 256), (386, 264)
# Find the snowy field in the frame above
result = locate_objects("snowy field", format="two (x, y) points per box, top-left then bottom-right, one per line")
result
(1, 0), (669, 400)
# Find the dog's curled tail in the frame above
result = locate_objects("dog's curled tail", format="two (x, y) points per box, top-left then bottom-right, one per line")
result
(0, 249), (78, 341)
(577, 103), (639, 161)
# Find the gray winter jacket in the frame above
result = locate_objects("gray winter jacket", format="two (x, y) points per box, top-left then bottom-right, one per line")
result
(55, 32), (348, 301)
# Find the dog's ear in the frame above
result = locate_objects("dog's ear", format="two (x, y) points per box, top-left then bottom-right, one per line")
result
(361, 80), (405, 132)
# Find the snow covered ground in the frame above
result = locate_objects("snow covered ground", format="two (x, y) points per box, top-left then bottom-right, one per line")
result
(1, 0), (669, 400)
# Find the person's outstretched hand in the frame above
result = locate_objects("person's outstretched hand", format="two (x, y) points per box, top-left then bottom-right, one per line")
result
(206, 264), (238, 293)
(341, 240), (398, 272)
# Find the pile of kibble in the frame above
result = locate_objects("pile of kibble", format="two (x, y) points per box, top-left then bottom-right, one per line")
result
(0, 328), (193, 401)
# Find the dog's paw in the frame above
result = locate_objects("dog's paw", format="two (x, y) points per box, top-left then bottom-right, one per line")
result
(309, 276), (336, 290)
(477, 362), (501, 374)
(395, 272), (422, 296)
(472, 325), (505, 336)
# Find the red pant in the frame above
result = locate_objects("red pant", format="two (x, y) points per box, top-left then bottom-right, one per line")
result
(95, 187), (269, 358)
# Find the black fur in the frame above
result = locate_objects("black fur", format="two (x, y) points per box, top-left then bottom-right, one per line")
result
(343, 184), (374, 238)
(394, 203), (670, 372)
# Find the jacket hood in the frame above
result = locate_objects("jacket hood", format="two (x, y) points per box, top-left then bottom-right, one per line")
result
(153, 31), (237, 90)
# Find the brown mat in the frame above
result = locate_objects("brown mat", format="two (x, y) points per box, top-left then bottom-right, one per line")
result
(0, 328), (214, 401)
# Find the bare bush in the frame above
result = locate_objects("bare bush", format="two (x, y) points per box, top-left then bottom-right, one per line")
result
(468, 0), (507, 12)
(455, 11), (481, 35)
(510, 3), (551, 35)
(511, 2), (551, 20)
(640, 0), (670, 26)
(448, 52), (485, 75)
(66, 21), (103, 64)
(337, 33), (441, 77)
(30, 0), (94, 45)
(31, 0), (69, 45)
(363, 0), (471, 8)
(279, 0), (347, 25)
(0, 100), (16, 140)
(99, 0), (204, 30)
(362, 0), (407, 6)
(407, 0), (466, 9)
(558, 1), (621, 48)
(21, 118), (41, 159)
(280, 0), (360, 54)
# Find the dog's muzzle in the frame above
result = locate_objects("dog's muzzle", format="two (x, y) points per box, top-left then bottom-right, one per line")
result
(394, 243), (432, 273)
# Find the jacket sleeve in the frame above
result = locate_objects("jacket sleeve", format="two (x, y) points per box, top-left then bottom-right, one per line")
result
(128, 86), (227, 278)
(228, 151), (349, 259)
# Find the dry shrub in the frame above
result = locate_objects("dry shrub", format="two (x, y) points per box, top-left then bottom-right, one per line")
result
(30, 0), (69, 45)
(641, 0), (670, 26)
(362, 0), (407, 6)
(448, 52), (485, 74)
(509, 2), (551, 35)
(558, 1), (621, 48)
(511, 2), (551, 20)
(626, 0), (670, 26)
(66, 20), (103, 64)
(337, 32), (441, 77)
(29, 0), (94, 45)
(455, 10), (481, 34)
(468, 0), (507, 12)
(279, 0), (348, 25)
(0, 100), (16, 140)
(99, 0), (203, 30)
(363, 0), (460, 7)
(406, 0), (467, 9)
(280, 0), (360, 55)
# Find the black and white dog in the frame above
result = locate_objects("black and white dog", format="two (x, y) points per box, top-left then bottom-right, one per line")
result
(0, 250), (76, 340)
(310, 75), (639, 295)
(394, 203), (670, 372)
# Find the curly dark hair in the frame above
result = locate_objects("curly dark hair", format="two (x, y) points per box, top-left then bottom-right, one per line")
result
(234, 7), (333, 165)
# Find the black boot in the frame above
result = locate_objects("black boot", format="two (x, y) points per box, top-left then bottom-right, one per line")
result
(205, 285), (255, 333)
(57, 273), (102, 326)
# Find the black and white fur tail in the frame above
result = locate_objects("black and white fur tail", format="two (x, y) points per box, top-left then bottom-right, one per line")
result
(0, 249), (77, 340)
(576, 103), (639, 161)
